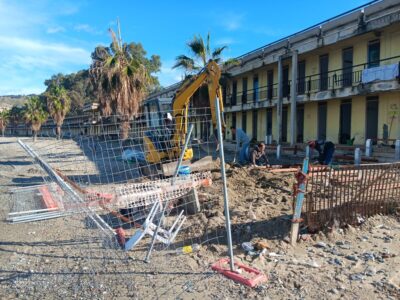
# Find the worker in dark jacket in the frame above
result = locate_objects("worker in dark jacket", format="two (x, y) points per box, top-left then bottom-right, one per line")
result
(308, 140), (335, 165)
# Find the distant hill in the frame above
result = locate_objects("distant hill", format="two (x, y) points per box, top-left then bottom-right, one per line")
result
(0, 95), (32, 107)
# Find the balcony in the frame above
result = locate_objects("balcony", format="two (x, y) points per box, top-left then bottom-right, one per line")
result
(224, 56), (400, 112)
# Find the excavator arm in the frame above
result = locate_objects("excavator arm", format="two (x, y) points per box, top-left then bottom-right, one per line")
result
(144, 60), (225, 165)
(172, 60), (225, 156)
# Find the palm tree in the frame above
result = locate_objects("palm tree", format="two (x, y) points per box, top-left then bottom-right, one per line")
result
(9, 105), (24, 135)
(0, 109), (9, 136)
(90, 27), (153, 140)
(23, 96), (48, 141)
(172, 32), (234, 74)
(173, 33), (238, 109)
(45, 84), (71, 139)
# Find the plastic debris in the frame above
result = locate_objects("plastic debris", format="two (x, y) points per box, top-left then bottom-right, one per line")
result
(242, 242), (254, 252)
(176, 243), (200, 254)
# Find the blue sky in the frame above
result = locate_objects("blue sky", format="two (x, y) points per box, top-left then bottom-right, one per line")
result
(0, 0), (371, 95)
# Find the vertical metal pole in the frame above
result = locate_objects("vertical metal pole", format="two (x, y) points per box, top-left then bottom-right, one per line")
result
(365, 139), (372, 157)
(215, 97), (235, 271)
(276, 144), (281, 160)
(144, 124), (194, 262)
(290, 50), (298, 146)
(277, 56), (283, 144)
(305, 145), (310, 158)
(395, 140), (400, 161)
(354, 148), (361, 166)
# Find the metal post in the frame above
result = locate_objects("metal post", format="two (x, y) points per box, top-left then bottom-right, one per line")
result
(395, 140), (400, 160)
(145, 124), (194, 262)
(305, 145), (310, 158)
(290, 50), (298, 146)
(215, 97), (235, 271)
(354, 148), (361, 166)
(277, 56), (283, 144)
(276, 144), (281, 160)
(365, 139), (372, 157)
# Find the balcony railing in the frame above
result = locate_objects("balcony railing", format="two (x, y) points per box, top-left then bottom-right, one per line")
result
(225, 55), (400, 107)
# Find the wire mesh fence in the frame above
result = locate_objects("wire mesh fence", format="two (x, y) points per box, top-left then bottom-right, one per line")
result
(305, 163), (400, 231)
(4, 106), (237, 297)
(13, 109), (231, 240)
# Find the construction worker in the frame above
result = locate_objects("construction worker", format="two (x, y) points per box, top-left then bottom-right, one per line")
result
(230, 126), (250, 164)
(250, 142), (270, 167)
(308, 140), (335, 165)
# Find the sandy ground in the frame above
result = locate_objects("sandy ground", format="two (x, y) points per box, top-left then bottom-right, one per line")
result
(0, 136), (399, 299)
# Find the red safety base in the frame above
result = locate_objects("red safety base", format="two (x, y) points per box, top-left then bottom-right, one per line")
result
(211, 258), (268, 288)
(39, 186), (59, 209)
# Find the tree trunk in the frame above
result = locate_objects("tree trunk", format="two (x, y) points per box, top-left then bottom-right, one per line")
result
(1, 128), (5, 137)
(33, 131), (37, 142)
(120, 119), (130, 140)
(56, 125), (61, 140)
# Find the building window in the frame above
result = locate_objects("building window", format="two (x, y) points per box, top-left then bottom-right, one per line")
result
(342, 47), (353, 87)
(253, 75), (259, 102)
(368, 40), (380, 68)
(242, 111), (247, 132)
(282, 106), (288, 142)
(267, 70), (274, 100)
(297, 104), (304, 143)
(339, 99), (352, 144)
(283, 66), (289, 98)
(231, 112), (236, 140)
(222, 85), (227, 105)
(232, 81), (237, 105)
(242, 77), (248, 104)
(319, 54), (329, 91)
(298, 61), (306, 95)
(366, 97), (379, 141)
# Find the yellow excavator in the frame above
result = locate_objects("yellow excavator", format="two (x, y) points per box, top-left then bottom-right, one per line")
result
(143, 60), (225, 175)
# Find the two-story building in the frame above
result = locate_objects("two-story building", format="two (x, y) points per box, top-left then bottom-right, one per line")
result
(223, 0), (400, 146)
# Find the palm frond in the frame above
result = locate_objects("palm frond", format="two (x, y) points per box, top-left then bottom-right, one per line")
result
(206, 32), (211, 58)
(212, 46), (227, 59)
(187, 35), (206, 65)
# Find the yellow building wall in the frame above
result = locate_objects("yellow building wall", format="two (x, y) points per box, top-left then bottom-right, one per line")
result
(258, 109), (266, 141)
(236, 111), (242, 130)
(378, 92), (400, 140)
(304, 102), (318, 141)
(351, 96), (366, 145)
(246, 110), (252, 137)
(326, 99), (340, 143)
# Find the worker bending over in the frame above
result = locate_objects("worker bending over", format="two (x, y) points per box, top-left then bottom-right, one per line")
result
(230, 126), (250, 164)
(250, 142), (270, 167)
(308, 140), (335, 165)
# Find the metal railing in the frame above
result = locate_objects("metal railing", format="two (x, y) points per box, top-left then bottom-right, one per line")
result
(305, 163), (400, 230)
(224, 55), (400, 107)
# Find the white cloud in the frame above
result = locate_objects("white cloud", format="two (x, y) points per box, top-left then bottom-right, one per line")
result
(0, 1), (92, 95)
(0, 36), (90, 64)
(219, 12), (245, 31)
(47, 26), (66, 34)
(74, 24), (104, 35)
(215, 37), (236, 46)
(156, 60), (184, 87)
